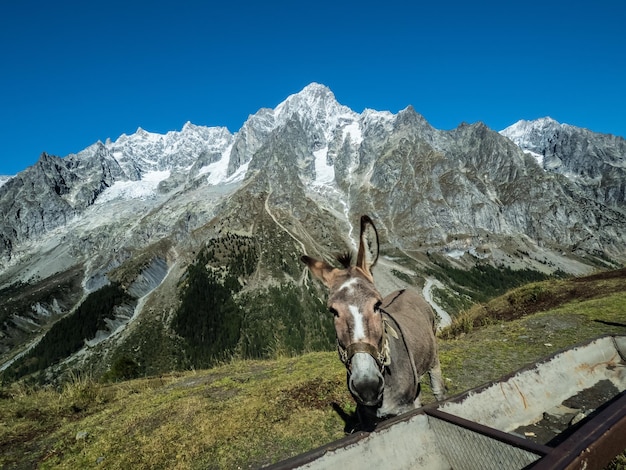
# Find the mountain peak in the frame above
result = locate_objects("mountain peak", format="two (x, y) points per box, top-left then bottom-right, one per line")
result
(0, 175), (12, 187)
(501, 117), (563, 136)
(396, 105), (418, 121)
(3, 83), (626, 391)
(499, 117), (567, 150)
(134, 127), (159, 139)
(535, 116), (560, 126)
(276, 83), (341, 115)
(300, 82), (332, 96)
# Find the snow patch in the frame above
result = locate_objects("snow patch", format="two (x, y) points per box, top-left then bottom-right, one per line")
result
(524, 149), (544, 168)
(313, 147), (334, 184)
(200, 144), (248, 185)
(342, 121), (363, 145)
(225, 161), (249, 184)
(446, 249), (466, 259)
(445, 247), (490, 260)
(95, 170), (170, 204)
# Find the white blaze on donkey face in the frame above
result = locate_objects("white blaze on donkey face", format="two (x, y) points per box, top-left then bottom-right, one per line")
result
(348, 305), (366, 341)
(339, 278), (359, 292)
(338, 278), (368, 342)
(339, 280), (384, 406)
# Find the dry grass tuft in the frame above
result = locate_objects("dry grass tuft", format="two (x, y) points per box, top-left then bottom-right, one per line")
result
(2, 269), (626, 468)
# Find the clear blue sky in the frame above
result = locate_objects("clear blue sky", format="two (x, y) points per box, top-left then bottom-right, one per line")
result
(1, 0), (625, 175)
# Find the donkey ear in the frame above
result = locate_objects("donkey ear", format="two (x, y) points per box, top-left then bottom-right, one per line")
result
(356, 215), (379, 275)
(301, 255), (336, 287)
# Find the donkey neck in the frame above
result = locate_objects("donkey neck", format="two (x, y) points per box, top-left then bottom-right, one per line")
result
(380, 310), (420, 402)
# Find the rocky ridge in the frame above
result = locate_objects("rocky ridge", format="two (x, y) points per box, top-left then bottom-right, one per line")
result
(1, 83), (625, 382)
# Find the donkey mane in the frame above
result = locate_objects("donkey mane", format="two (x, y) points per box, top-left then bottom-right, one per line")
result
(335, 251), (353, 268)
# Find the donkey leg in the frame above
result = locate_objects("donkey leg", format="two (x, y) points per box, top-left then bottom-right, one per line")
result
(428, 359), (447, 401)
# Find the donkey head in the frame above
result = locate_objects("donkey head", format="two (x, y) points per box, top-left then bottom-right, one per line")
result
(302, 215), (387, 407)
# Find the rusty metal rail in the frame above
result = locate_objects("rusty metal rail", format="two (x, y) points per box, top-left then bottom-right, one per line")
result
(530, 391), (626, 470)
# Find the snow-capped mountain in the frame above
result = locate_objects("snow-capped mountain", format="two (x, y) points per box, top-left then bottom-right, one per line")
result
(500, 117), (566, 156)
(107, 122), (234, 177)
(1, 83), (626, 383)
(501, 117), (626, 208)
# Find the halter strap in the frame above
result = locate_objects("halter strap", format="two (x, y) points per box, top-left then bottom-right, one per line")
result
(337, 315), (398, 371)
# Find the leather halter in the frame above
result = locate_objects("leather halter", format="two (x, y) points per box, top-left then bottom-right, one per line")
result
(337, 315), (398, 372)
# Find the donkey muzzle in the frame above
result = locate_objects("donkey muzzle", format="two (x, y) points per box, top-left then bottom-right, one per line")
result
(348, 352), (384, 406)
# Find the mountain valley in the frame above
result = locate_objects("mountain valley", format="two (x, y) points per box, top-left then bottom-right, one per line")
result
(1, 83), (625, 384)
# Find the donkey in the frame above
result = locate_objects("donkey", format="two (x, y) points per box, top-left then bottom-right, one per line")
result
(302, 215), (446, 429)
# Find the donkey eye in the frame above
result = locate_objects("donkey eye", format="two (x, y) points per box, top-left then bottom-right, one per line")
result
(374, 301), (382, 313)
(329, 307), (339, 317)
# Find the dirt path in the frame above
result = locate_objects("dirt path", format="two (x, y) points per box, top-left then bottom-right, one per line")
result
(423, 277), (452, 329)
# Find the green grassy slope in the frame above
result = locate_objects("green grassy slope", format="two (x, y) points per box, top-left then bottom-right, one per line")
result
(1, 271), (625, 469)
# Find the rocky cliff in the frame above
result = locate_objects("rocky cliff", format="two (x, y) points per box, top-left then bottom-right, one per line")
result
(1, 83), (625, 383)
